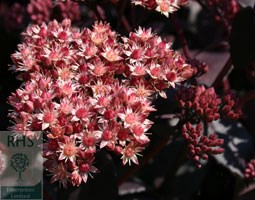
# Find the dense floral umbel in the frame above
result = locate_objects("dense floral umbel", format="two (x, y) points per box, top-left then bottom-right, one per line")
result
(9, 19), (194, 187)
(182, 122), (224, 167)
(176, 85), (241, 123)
(132, 0), (188, 17)
(244, 159), (255, 180)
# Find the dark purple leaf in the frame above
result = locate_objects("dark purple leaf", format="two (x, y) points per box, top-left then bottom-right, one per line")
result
(209, 120), (254, 177)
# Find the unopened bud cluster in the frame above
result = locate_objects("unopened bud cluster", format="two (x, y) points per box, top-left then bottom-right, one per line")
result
(177, 86), (241, 123)
(182, 122), (224, 167)
(8, 19), (194, 187)
(177, 86), (221, 123)
(221, 94), (241, 120)
(244, 159), (255, 180)
(176, 85), (241, 166)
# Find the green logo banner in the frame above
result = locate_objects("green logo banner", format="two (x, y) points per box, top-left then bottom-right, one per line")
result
(0, 132), (43, 200)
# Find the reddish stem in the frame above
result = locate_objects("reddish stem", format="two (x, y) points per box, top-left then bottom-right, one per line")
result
(88, 2), (105, 20)
(171, 13), (189, 59)
(116, 0), (131, 32)
(130, 3), (136, 28)
(120, 16), (132, 32)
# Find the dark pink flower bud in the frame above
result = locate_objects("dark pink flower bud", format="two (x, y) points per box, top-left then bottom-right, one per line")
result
(65, 124), (73, 135)
(183, 132), (189, 140)
(114, 146), (123, 155)
(209, 134), (217, 140)
(23, 101), (34, 113)
(104, 109), (116, 120)
(79, 163), (90, 173)
(72, 122), (82, 133)
(118, 128), (129, 141)
(195, 147), (201, 154)
(102, 130), (113, 141)
(213, 148), (225, 154)
(166, 72), (177, 82)
(201, 154), (208, 160)
(244, 160), (255, 180)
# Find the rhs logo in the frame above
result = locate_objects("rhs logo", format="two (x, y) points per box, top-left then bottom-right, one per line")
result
(10, 153), (30, 182)
(0, 132), (42, 200)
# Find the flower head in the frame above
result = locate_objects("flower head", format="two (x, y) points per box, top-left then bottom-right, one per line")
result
(9, 19), (194, 186)
(121, 144), (143, 165)
(47, 158), (70, 188)
(58, 138), (78, 162)
(132, 0), (188, 17)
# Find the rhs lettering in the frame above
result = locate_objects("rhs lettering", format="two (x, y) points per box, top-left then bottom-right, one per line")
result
(7, 136), (34, 147)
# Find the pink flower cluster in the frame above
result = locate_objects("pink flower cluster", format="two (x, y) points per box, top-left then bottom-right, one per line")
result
(9, 19), (194, 187)
(177, 85), (241, 123)
(27, 0), (53, 25)
(244, 159), (255, 180)
(53, 1), (81, 22)
(182, 122), (224, 167)
(3, 3), (25, 31)
(27, 0), (81, 24)
(132, 0), (188, 17)
(0, 0), (81, 31)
